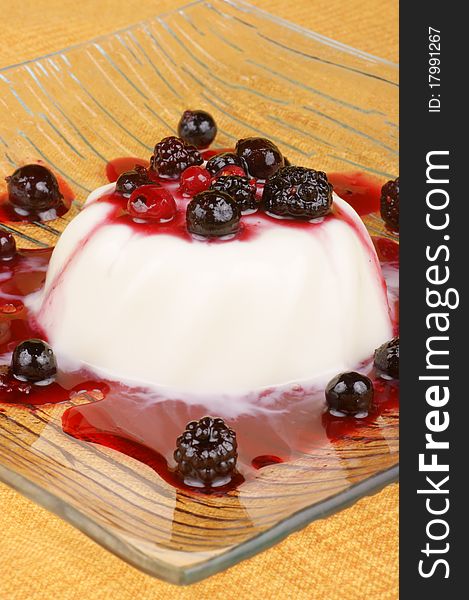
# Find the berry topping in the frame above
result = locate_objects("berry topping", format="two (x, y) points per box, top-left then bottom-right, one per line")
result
(0, 231), (17, 261)
(174, 416), (238, 486)
(210, 175), (257, 213)
(374, 337), (399, 379)
(263, 166), (333, 219)
(205, 152), (246, 177)
(11, 339), (57, 385)
(235, 137), (284, 179)
(127, 185), (177, 222)
(177, 110), (217, 149)
(325, 372), (373, 417)
(186, 190), (241, 238)
(150, 136), (202, 179)
(380, 177), (399, 231)
(219, 165), (247, 178)
(179, 166), (212, 196)
(116, 165), (153, 196)
(6, 164), (63, 213)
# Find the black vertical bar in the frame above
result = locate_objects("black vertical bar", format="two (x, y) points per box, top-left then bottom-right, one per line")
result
(400, 1), (466, 596)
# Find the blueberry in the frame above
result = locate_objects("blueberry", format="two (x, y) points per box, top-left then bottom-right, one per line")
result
(325, 372), (373, 416)
(186, 190), (240, 237)
(11, 339), (57, 384)
(6, 165), (63, 213)
(235, 137), (284, 179)
(115, 165), (152, 196)
(205, 152), (246, 177)
(177, 110), (217, 149)
(0, 231), (17, 261)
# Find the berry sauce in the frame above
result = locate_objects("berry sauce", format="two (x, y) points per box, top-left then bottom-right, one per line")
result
(328, 172), (382, 217)
(0, 250), (108, 405)
(0, 169), (74, 223)
(105, 157), (150, 183)
(0, 161), (399, 494)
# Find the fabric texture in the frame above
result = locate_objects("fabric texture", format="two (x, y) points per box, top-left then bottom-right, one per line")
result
(0, 1), (398, 598)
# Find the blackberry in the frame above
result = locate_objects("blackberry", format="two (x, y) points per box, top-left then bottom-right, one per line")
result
(6, 164), (63, 213)
(205, 152), (246, 177)
(325, 372), (373, 417)
(380, 177), (399, 231)
(174, 416), (238, 485)
(210, 175), (257, 212)
(0, 231), (17, 261)
(235, 137), (284, 179)
(263, 166), (333, 219)
(177, 110), (217, 149)
(116, 165), (153, 196)
(150, 136), (202, 179)
(186, 190), (240, 237)
(374, 337), (399, 379)
(11, 339), (57, 385)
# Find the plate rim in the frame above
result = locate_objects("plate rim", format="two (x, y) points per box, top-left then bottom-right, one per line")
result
(0, 462), (399, 584)
(0, 0), (399, 74)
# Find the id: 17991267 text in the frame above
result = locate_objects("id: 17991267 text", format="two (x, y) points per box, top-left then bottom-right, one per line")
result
(428, 27), (441, 113)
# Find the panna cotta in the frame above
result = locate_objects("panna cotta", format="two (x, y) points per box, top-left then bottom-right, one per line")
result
(29, 181), (392, 395)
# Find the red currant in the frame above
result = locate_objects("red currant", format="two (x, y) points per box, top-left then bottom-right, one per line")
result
(219, 165), (246, 178)
(179, 166), (212, 196)
(127, 185), (177, 222)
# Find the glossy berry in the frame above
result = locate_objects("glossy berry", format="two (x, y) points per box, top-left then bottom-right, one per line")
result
(177, 110), (217, 149)
(325, 372), (373, 416)
(116, 165), (153, 196)
(11, 339), (57, 384)
(235, 137), (284, 179)
(219, 165), (247, 178)
(0, 232), (17, 261)
(150, 136), (202, 179)
(210, 175), (257, 212)
(205, 152), (246, 177)
(263, 166), (333, 219)
(127, 185), (177, 222)
(186, 190), (240, 237)
(174, 416), (238, 485)
(179, 166), (212, 196)
(374, 337), (399, 379)
(6, 164), (63, 213)
(380, 177), (399, 231)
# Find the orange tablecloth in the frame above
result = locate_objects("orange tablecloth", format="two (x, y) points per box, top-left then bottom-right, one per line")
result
(0, 2), (398, 598)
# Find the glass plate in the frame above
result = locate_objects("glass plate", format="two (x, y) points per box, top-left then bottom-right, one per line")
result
(0, 0), (398, 584)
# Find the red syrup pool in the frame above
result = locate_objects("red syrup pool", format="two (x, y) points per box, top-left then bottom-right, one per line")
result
(328, 171), (382, 217)
(0, 250), (108, 405)
(0, 167), (74, 223)
(0, 164), (399, 493)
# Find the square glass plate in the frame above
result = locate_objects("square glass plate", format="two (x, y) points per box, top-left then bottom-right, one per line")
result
(0, 0), (398, 584)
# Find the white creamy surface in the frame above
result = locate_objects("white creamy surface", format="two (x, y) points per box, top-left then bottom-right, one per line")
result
(30, 186), (393, 394)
